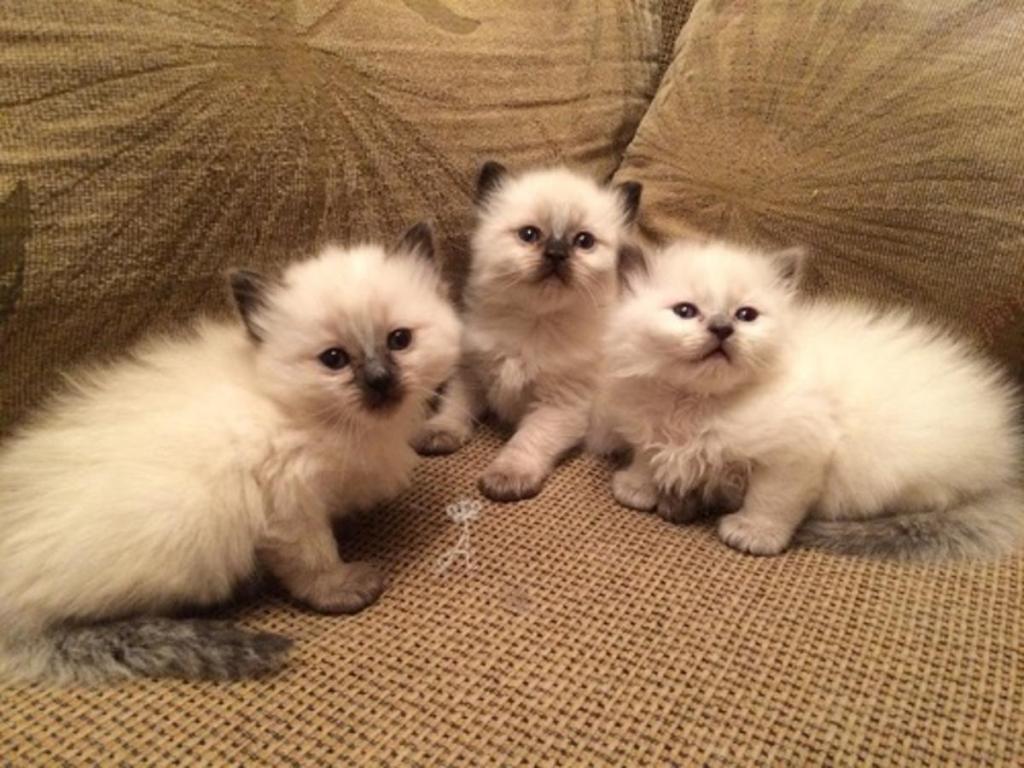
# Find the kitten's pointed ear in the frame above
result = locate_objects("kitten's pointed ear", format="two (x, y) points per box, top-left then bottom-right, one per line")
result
(396, 220), (435, 263)
(768, 246), (807, 290)
(615, 181), (643, 224)
(475, 160), (508, 205)
(228, 269), (270, 343)
(617, 242), (649, 293)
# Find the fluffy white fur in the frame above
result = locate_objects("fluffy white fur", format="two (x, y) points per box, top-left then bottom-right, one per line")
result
(599, 239), (1024, 560)
(0, 225), (461, 683)
(414, 162), (641, 501)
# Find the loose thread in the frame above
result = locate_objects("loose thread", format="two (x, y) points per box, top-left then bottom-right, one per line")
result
(435, 498), (483, 575)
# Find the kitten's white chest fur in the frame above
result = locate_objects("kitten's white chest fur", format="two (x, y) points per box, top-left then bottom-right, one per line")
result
(465, 306), (602, 425)
(620, 386), (746, 496)
(287, 428), (417, 515)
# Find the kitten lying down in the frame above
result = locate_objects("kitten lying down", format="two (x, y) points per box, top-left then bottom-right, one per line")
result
(0, 224), (460, 684)
(598, 239), (1023, 561)
(415, 161), (642, 502)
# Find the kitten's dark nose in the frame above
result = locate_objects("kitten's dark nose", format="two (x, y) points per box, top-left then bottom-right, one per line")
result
(361, 359), (396, 399)
(708, 321), (734, 341)
(356, 360), (395, 409)
(544, 238), (569, 263)
(359, 356), (404, 414)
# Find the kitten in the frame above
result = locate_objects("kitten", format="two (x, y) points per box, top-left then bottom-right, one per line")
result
(600, 239), (1024, 560)
(0, 223), (461, 684)
(414, 161), (642, 502)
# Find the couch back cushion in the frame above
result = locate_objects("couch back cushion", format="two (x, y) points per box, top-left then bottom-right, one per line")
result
(617, 0), (1024, 380)
(0, 0), (664, 430)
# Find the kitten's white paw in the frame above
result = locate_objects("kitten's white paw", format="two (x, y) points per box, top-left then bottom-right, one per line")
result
(612, 469), (657, 511)
(717, 513), (792, 556)
(413, 424), (470, 456)
(302, 561), (388, 614)
(479, 460), (546, 502)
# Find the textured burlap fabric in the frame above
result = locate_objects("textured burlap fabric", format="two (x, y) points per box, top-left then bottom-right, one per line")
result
(2, 428), (1022, 764)
(617, 0), (1024, 379)
(655, 0), (698, 76)
(0, 0), (664, 432)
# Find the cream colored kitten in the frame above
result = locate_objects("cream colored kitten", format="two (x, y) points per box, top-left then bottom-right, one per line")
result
(600, 239), (1023, 560)
(414, 162), (642, 501)
(0, 223), (461, 684)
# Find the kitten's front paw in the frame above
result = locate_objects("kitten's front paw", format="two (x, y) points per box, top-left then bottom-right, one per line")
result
(479, 461), (546, 502)
(717, 513), (792, 556)
(303, 561), (388, 614)
(612, 469), (657, 511)
(655, 489), (703, 524)
(413, 424), (470, 456)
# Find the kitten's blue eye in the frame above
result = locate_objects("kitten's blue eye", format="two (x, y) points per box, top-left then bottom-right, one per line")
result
(387, 328), (413, 351)
(672, 302), (699, 319)
(735, 307), (759, 322)
(318, 347), (350, 370)
(573, 231), (596, 250)
(517, 226), (541, 244)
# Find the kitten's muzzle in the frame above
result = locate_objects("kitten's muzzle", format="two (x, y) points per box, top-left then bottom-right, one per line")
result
(699, 316), (734, 361)
(708, 319), (734, 341)
(543, 238), (569, 265)
(536, 237), (572, 283)
(357, 358), (403, 411)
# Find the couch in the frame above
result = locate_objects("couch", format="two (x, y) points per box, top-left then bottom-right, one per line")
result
(1, 0), (1022, 763)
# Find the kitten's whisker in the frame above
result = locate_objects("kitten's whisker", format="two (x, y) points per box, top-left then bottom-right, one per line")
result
(571, 268), (605, 313)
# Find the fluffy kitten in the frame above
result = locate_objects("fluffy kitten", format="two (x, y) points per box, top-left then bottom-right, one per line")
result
(0, 223), (461, 684)
(413, 162), (642, 501)
(601, 239), (1023, 560)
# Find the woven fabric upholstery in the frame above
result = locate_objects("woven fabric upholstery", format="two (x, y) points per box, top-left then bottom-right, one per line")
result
(2, 428), (1022, 764)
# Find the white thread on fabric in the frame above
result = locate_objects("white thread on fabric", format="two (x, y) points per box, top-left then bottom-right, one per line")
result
(435, 498), (483, 575)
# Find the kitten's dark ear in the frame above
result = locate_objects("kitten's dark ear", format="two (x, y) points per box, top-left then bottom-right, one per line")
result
(475, 160), (508, 205)
(615, 181), (643, 225)
(617, 242), (649, 293)
(228, 269), (270, 343)
(396, 220), (435, 263)
(768, 246), (807, 290)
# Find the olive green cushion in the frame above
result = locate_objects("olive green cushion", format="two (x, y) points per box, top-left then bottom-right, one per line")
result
(617, 0), (1024, 379)
(0, 0), (663, 430)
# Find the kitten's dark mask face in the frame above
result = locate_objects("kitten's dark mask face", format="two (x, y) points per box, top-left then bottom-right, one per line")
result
(514, 225), (596, 286)
(471, 163), (642, 305)
(230, 222), (463, 429)
(669, 303), (762, 365)
(606, 242), (804, 397)
(317, 329), (413, 415)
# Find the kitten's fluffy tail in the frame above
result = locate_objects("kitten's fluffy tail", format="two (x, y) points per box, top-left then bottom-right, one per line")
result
(1, 618), (292, 685)
(796, 486), (1024, 562)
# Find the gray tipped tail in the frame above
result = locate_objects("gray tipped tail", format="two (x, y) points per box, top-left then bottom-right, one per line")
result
(4, 618), (292, 685)
(795, 487), (1024, 562)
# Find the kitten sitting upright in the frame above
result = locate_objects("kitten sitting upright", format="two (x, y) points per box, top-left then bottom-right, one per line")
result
(414, 162), (642, 501)
(0, 223), (461, 684)
(600, 239), (1023, 561)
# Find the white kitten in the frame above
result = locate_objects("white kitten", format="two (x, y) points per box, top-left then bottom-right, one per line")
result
(0, 223), (461, 684)
(600, 239), (1023, 560)
(414, 162), (642, 501)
